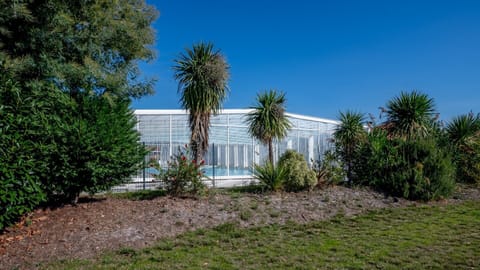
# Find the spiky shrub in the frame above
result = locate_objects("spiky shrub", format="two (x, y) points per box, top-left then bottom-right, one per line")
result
(158, 146), (207, 196)
(333, 111), (367, 185)
(278, 150), (317, 192)
(446, 113), (480, 184)
(253, 162), (286, 192)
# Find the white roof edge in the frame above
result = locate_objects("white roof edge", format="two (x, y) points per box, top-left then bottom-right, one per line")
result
(134, 109), (339, 124)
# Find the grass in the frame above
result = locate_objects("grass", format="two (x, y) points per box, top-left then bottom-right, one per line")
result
(44, 201), (480, 269)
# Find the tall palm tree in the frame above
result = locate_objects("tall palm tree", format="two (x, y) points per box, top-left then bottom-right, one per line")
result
(246, 90), (291, 164)
(173, 42), (229, 162)
(333, 111), (366, 184)
(384, 91), (436, 139)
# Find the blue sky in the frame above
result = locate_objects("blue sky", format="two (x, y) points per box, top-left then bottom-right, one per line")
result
(133, 0), (480, 121)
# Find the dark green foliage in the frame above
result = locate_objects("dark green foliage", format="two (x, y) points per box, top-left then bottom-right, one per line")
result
(173, 42), (230, 162)
(278, 150), (317, 192)
(245, 90), (292, 163)
(155, 146), (207, 196)
(335, 92), (456, 201)
(0, 74), (46, 231)
(40, 96), (147, 202)
(446, 113), (480, 184)
(0, 0), (157, 229)
(359, 134), (455, 200)
(253, 162), (286, 192)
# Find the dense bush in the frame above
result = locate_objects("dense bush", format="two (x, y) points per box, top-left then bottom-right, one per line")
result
(253, 162), (286, 192)
(37, 95), (147, 203)
(356, 132), (455, 200)
(0, 75), (46, 230)
(156, 146), (207, 196)
(278, 150), (317, 192)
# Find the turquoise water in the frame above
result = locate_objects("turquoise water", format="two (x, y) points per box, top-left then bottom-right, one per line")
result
(203, 166), (252, 177)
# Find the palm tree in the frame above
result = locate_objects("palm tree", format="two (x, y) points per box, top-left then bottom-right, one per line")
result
(384, 91), (436, 139)
(246, 90), (291, 164)
(446, 112), (480, 146)
(173, 42), (229, 162)
(333, 111), (366, 184)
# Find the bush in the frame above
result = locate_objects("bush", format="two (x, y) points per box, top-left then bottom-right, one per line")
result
(312, 150), (346, 188)
(455, 133), (480, 184)
(0, 75), (46, 231)
(358, 133), (455, 200)
(278, 150), (317, 192)
(253, 162), (286, 192)
(156, 146), (207, 196)
(38, 95), (147, 203)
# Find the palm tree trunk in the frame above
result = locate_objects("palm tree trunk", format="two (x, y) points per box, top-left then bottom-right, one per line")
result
(268, 139), (274, 164)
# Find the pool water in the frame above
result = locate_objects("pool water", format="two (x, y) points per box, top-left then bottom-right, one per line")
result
(202, 166), (253, 177)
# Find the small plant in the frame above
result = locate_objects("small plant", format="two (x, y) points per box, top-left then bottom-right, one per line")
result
(153, 146), (207, 196)
(253, 161), (286, 192)
(278, 150), (317, 192)
(312, 150), (346, 188)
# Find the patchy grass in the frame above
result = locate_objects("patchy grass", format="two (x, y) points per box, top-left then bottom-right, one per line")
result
(44, 201), (480, 269)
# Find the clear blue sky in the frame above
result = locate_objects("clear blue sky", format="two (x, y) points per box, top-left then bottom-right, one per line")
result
(133, 0), (480, 121)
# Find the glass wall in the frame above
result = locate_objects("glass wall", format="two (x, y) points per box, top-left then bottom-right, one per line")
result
(135, 109), (338, 179)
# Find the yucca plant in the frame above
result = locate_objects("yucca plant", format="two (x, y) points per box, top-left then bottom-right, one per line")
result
(446, 113), (480, 183)
(173, 42), (230, 163)
(384, 91), (436, 139)
(334, 111), (366, 184)
(245, 90), (292, 163)
(253, 162), (286, 192)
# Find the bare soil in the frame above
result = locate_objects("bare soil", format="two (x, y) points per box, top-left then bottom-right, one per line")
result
(1, 185), (479, 270)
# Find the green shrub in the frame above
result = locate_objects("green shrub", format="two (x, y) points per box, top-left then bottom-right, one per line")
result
(359, 133), (455, 200)
(312, 150), (346, 187)
(156, 146), (207, 196)
(0, 75), (46, 231)
(278, 150), (317, 192)
(455, 133), (480, 184)
(253, 161), (286, 192)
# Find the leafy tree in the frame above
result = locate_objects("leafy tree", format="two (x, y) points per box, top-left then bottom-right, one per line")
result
(173, 42), (230, 163)
(333, 111), (366, 184)
(246, 90), (292, 164)
(0, 0), (158, 205)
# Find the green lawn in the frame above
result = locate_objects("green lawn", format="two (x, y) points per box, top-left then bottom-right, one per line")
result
(45, 201), (480, 270)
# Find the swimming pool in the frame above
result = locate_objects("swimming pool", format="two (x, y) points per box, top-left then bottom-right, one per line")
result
(202, 166), (253, 177)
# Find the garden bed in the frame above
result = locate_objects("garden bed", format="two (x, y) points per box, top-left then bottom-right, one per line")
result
(1, 185), (479, 269)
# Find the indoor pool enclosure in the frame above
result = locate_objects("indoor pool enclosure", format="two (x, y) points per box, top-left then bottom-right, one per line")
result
(114, 109), (339, 191)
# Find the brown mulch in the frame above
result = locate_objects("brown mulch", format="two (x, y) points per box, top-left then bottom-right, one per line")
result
(1, 185), (479, 270)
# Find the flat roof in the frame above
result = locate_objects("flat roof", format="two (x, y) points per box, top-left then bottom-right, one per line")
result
(134, 109), (339, 125)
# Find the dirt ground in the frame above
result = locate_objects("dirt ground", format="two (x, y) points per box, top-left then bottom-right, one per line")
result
(1, 185), (479, 270)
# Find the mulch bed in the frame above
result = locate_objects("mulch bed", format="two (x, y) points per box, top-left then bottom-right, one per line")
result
(1, 185), (479, 270)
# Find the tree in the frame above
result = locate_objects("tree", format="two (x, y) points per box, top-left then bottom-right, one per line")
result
(246, 90), (292, 164)
(173, 42), (230, 162)
(333, 111), (366, 184)
(384, 91), (436, 139)
(0, 0), (158, 204)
